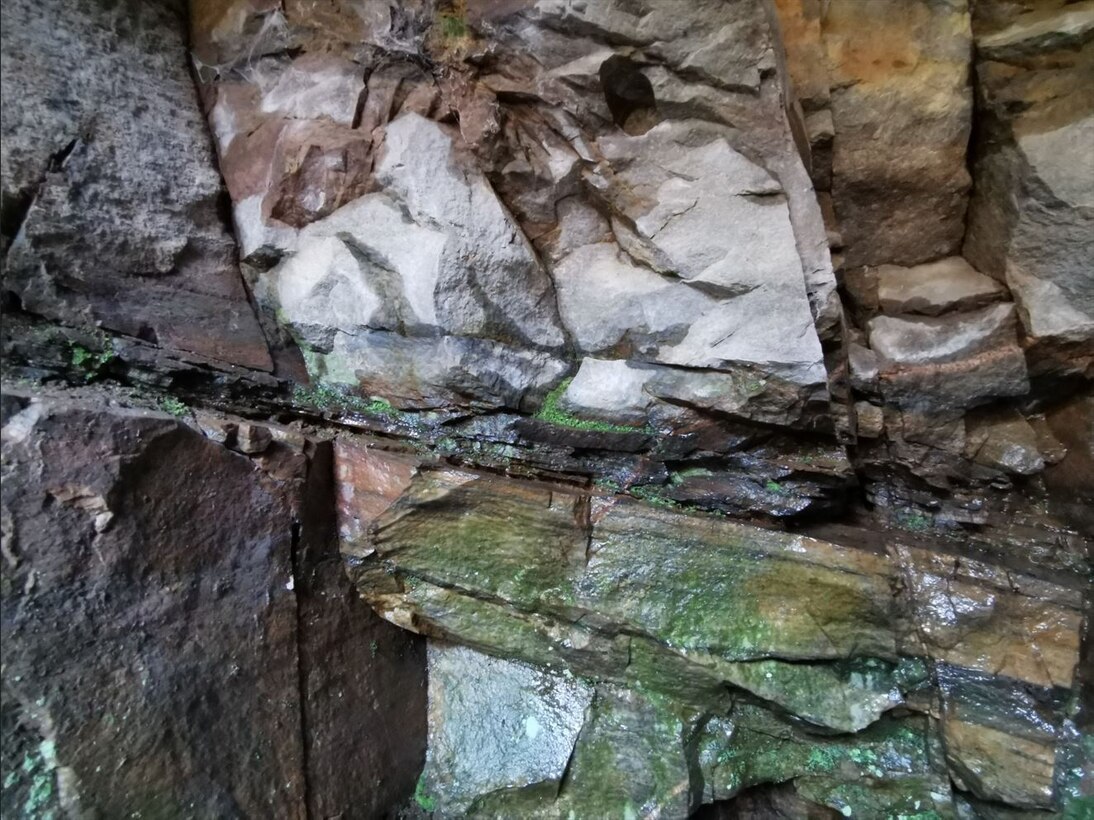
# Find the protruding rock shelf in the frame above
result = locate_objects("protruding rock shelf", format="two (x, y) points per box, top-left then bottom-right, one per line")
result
(340, 448), (1086, 817)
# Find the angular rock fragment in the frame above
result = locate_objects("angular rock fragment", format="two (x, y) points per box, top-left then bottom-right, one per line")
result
(875, 257), (1008, 316)
(867, 303), (1029, 411)
(422, 643), (593, 816)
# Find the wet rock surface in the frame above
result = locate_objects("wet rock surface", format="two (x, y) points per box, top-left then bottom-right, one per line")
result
(0, 0), (1091, 817)
(342, 463), (1088, 817)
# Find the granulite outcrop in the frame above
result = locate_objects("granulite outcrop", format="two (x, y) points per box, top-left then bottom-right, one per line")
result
(1, 0), (1090, 818)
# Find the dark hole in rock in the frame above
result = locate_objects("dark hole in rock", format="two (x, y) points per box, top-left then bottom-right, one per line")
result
(599, 54), (657, 134)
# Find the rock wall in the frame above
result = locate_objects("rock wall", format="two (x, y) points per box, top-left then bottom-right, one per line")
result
(0, 391), (426, 818)
(0, 0), (1091, 817)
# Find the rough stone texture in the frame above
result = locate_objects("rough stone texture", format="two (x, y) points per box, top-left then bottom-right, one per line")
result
(818, 0), (973, 267)
(867, 303), (1030, 411)
(422, 642), (594, 816)
(0, 395), (425, 818)
(963, 408), (1046, 476)
(0, 0), (272, 371)
(191, 0), (841, 422)
(342, 465), (1086, 816)
(875, 257), (1008, 316)
(963, 1), (1094, 361)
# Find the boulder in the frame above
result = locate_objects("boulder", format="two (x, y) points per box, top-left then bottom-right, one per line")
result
(0, 396), (426, 818)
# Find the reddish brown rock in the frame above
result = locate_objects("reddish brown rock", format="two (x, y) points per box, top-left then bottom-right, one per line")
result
(0, 395), (425, 819)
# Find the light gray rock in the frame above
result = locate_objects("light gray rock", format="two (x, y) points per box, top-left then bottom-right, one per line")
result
(422, 642), (594, 817)
(964, 6), (1094, 358)
(256, 113), (569, 409)
(964, 410), (1046, 476)
(374, 114), (566, 350)
(876, 257), (1007, 316)
(868, 304), (1029, 411)
(586, 121), (826, 386)
(558, 359), (653, 424)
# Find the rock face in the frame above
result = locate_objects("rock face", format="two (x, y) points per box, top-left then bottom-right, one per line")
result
(0, 0), (272, 371)
(1, 0), (1092, 817)
(190, 0), (838, 418)
(343, 459), (1086, 817)
(0, 395), (426, 819)
(963, 1), (1094, 364)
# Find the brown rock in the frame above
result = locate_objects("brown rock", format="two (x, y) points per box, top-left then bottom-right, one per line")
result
(0, 395), (425, 819)
(822, 0), (973, 267)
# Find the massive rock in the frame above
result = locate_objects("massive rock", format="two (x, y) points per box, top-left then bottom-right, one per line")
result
(341, 458), (1086, 816)
(963, 2), (1094, 367)
(775, 0), (974, 267)
(0, 394), (425, 818)
(192, 0), (841, 424)
(0, 0), (272, 371)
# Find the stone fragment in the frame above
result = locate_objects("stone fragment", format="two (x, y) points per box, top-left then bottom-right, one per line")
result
(1, 397), (426, 818)
(821, 0), (974, 267)
(421, 643), (593, 816)
(848, 343), (880, 394)
(867, 303), (1029, 411)
(558, 358), (652, 424)
(855, 401), (884, 438)
(964, 409), (1046, 475)
(591, 122), (826, 387)
(235, 421), (273, 455)
(1, 0), (271, 371)
(876, 257), (1007, 316)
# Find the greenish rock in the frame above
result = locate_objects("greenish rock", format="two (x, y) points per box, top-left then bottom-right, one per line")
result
(422, 643), (594, 817)
(354, 471), (902, 731)
(344, 469), (1085, 815)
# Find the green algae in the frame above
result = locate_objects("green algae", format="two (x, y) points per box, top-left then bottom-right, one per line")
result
(414, 773), (437, 812)
(535, 378), (646, 434)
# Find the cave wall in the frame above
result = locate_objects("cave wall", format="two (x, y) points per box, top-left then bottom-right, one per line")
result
(0, 0), (1091, 817)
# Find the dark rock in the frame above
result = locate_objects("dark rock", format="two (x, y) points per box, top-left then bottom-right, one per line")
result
(0, 396), (425, 818)
(0, 0), (272, 372)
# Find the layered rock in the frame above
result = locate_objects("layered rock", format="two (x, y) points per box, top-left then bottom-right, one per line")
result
(340, 454), (1087, 816)
(0, 393), (426, 818)
(963, 1), (1094, 372)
